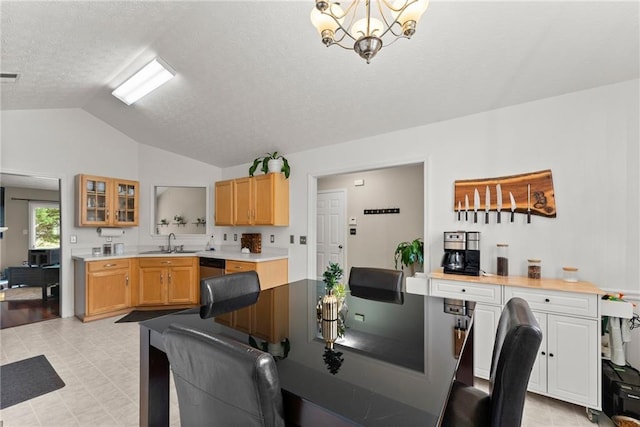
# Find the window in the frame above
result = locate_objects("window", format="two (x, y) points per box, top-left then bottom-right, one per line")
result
(29, 201), (60, 249)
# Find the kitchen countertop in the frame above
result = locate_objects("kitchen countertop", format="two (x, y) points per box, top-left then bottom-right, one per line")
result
(429, 270), (604, 295)
(72, 248), (288, 263)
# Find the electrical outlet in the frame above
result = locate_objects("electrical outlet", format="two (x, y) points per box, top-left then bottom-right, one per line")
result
(70, 235), (77, 243)
(355, 313), (365, 322)
(270, 234), (275, 243)
(290, 235), (294, 244)
(234, 234), (237, 241)
(300, 236), (306, 245)
(106, 236), (112, 242)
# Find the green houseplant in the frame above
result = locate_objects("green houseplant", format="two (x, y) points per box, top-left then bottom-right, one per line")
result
(322, 262), (344, 292)
(394, 238), (424, 276)
(249, 152), (291, 178)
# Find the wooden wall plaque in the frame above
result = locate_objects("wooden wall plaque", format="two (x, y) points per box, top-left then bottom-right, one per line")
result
(454, 169), (556, 218)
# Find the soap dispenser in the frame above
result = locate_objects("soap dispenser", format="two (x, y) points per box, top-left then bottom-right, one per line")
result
(205, 235), (215, 251)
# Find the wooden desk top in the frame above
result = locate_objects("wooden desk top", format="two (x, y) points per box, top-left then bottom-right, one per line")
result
(430, 270), (604, 295)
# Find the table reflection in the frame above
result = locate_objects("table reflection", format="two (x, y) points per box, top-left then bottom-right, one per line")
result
(314, 281), (424, 373)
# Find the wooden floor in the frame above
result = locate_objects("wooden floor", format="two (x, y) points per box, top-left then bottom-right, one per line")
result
(0, 297), (60, 329)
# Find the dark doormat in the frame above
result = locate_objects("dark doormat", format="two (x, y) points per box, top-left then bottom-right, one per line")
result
(115, 309), (185, 323)
(0, 354), (65, 409)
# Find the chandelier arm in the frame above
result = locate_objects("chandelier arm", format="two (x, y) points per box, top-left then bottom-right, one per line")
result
(373, 0), (403, 39)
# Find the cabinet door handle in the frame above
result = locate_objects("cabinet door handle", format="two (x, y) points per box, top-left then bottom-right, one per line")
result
(461, 289), (466, 293)
(549, 353), (554, 357)
(247, 210), (250, 220)
(106, 209), (109, 220)
(161, 261), (172, 264)
(168, 273), (172, 284)
(541, 351), (546, 356)
(104, 263), (116, 268)
(544, 298), (550, 303)
(160, 274), (163, 284)
(126, 276), (129, 286)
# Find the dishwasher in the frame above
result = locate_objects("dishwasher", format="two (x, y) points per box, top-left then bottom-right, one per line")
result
(199, 257), (225, 280)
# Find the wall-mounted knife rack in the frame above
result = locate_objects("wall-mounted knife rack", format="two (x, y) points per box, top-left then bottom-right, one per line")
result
(454, 169), (556, 219)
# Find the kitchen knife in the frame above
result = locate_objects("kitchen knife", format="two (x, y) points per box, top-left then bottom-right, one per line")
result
(485, 186), (490, 224)
(496, 184), (502, 223)
(473, 188), (480, 223)
(464, 194), (469, 221)
(457, 200), (461, 221)
(509, 192), (516, 223)
(527, 184), (531, 224)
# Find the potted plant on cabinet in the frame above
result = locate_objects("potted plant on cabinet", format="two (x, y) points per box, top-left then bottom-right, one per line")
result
(394, 238), (424, 277)
(249, 152), (291, 178)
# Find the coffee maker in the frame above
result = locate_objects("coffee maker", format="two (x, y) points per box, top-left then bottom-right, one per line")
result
(442, 231), (481, 276)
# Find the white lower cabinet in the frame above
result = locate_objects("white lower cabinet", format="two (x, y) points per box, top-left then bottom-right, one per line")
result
(546, 313), (599, 406)
(430, 276), (601, 410)
(473, 303), (502, 380)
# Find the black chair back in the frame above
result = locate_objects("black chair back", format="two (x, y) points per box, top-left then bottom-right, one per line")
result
(200, 271), (260, 318)
(163, 324), (285, 427)
(443, 297), (542, 427)
(348, 267), (404, 304)
(488, 297), (542, 426)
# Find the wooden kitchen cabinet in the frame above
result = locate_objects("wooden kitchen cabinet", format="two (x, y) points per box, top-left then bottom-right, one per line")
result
(138, 257), (198, 306)
(221, 259), (289, 343)
(76, 174), (139, 227)
(214, 174), (289, 226)
(74, 259), (131, 321)
(214, 179), (234, 226)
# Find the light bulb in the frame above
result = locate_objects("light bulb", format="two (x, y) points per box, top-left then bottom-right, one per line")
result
(351, 17), (384, 39)
(310, 3), (344, 34)
(393, 0), (429, 24)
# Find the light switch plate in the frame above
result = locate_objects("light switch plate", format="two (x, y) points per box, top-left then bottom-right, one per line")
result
(234, 234), (238, 241)
(70, 235), (77, 243)
(270, 234), (275, 243)
(290, 235), (294, 244)
(349, 217), (357, 226)
(300, 236), (307, 245)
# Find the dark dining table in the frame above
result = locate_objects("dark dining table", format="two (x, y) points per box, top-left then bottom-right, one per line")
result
(139, 279), (475, 426)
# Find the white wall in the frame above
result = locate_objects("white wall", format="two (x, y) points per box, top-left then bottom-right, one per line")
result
(1, 108), (221, 317)
(223, 79), (640, 368)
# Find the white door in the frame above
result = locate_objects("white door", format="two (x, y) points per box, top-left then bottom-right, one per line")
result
(316, 190), (346, 280)
(473, 303), (502, 380)
(547, 314), (598, 407)
(527, 311), (548, 393)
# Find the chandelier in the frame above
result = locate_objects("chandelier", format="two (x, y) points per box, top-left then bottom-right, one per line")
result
(310, 0), (429, 63)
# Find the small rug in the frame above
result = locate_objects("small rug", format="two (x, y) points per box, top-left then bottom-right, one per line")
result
(0, 355), (65, 409)
(115, 309), (185, 323)
(0, 287), (41, 301)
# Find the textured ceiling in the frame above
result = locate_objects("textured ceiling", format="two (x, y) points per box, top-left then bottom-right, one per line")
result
(1, 1), (638, 168)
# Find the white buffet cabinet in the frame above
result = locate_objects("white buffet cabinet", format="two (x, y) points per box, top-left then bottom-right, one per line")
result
(429, 271), (603, 410)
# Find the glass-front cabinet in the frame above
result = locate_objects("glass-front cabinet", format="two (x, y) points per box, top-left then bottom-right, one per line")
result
(77, 174), (139, 227)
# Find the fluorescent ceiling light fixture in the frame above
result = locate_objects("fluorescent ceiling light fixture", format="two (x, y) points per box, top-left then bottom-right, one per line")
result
(112, 57), (175, 105)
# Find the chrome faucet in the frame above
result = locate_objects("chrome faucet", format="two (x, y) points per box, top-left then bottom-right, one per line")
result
(167, 233), (176, 253)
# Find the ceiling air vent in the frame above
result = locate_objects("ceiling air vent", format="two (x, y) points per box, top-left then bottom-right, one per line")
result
(1, 73), (20, 83)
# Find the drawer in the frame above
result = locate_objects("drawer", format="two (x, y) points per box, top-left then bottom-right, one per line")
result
(138, 257), (195, 268)
(504, 286), (598, 318)
(87, 259), (130, 272)
(430, 280), (502, 305)
(225, 260), (256, 274)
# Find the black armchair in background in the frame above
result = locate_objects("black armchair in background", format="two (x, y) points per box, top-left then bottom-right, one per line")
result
(348, 266), (404, 304)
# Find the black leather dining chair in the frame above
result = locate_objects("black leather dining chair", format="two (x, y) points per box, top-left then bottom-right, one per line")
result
(442, 297), (542, 427)
(348, 266), (404, 304)
(199, 270), (261, 319)
(163, 323), (285, 427)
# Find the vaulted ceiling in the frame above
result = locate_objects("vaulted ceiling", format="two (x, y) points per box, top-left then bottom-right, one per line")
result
(2, 1), (638, 167)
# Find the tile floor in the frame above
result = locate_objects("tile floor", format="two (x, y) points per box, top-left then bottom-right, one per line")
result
(0, 316), (614, 426)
